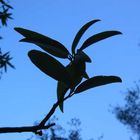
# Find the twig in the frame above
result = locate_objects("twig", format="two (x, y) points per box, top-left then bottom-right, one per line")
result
(39, 93), (72, 127)
(0, 123), (55, 134)
(0, 92), (73, 134)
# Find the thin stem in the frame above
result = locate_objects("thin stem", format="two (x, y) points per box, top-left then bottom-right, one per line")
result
(39, 94), (72, 127)
(0, 92), (74, 134)
(0, 123), (55, 134)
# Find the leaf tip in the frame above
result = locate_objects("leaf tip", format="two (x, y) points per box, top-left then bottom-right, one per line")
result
(60, 109), (64, 113)
(28, 50), (36, 58)
(117, 77), (122, 83)
(115, 31), (123, 35)
(95, 19), (101, 22)
(14, 27), (20, 32)
(19, 38), (27, 42)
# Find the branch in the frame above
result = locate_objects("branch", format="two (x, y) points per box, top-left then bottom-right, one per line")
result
(39, 93), (72, 127)
(0, 93), (73, 134)
(0, 123), (55, 134)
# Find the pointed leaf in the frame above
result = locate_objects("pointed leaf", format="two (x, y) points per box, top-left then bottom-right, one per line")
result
(79, 31), (122, 51)
(3, 52), (10, 57)
(7, 61), (15, 69)
(76, 50), (92, 63)
(57, 81), (69, 112)
(71, 19), (100, 54)
(71, 60), (86, 80)
(83, 71), (89, 79)
(57, 61), (86, 112)
(75, 76), (122, 94)
(14, 27), (70, 58)
(4, 65), (7, 72)
(66, 62), (83, 88)
(20, 38), (69, 58)
(28, 50), (72, 86)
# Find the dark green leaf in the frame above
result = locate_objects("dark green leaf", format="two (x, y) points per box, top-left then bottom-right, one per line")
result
(79, 31), (122, 51)
(71, 19), (100, 54)
(57, 81), (69, 112)
(14, 27), (70, 58)
(74, 76), (122, 94)
(57, 61), (86, 112)
(66, 62), (83, 88)
(71, 60), (86, 80)
(21, 38), (69, 59)
(76, 50), (92, 63)
(7, 61), (15, 69)
(0, 0), (13, 9)
(83, 71), (89, 79)
(0, 8), (12, 26)
(28, 50), (72, 86)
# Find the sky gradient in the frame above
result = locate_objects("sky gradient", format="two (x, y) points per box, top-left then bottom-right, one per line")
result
(1, 0), (140, 140)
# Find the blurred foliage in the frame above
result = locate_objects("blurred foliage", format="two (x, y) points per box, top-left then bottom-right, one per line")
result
(28, 117), (82, 140)
(0, 48), (15, 77)
(0, 0), (13, 26)
(28, 117), (103, 140)
(0, 0), (14, 78)
(114, 84), (140, 140)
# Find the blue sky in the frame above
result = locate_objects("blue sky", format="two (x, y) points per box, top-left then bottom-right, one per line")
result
(1, 0), (140, 139)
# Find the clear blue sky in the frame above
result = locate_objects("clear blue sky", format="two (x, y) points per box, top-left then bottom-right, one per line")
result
(1, 0), (140, 139)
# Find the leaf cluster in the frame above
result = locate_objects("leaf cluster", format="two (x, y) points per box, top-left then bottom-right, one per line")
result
(0, 0), (13, 26)
(0, 48), (15, 78)
(15, 19), (122, 112)
(0, 0), (14, 78)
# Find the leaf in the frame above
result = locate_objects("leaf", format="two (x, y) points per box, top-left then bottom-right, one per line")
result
(71, 19), (100, 54)
(71, 60), (86, 79)
(83, 71), (89, 79)
(57, 61), (85, 113)
(0, 0), (13, 9)
(74, 76), (122, 94)
(66, 62), (83, 88)
(14, 27), (70, 58)
(21, 38), (69, 59)
(57, 81), (69, 112)
(28, 50), (72, 86)
(79, 31), (122, 51)
(7, 61), (15, 69)
(76, 50), (92, 63)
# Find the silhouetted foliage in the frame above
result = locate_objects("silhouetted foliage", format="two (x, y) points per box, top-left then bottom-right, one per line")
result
(0, 0), (14, 78)
(15, 19), (122, 112)
(114, 84), (140, 140)
(0, 0), (13, 26)
(0, 19), (122, 135)
(0, 48), (14, 76)
(0, 49), (14, 79)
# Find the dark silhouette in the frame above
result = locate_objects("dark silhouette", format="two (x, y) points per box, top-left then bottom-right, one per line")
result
(0, 6), (12, 26)
(14, 19), (122, 112)
(0, 19), (122, 135)
(0, 48), (14, 77)
(0, 0), (13, 26)
(0, 0), (14, 77)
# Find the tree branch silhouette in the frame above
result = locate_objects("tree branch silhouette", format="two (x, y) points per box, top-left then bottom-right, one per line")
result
(0, 93), (72, 134)
(0, 19), (122, 136)
(0, 123), (55, 134)
(39, 93), (72, 127)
